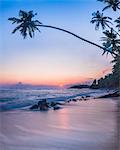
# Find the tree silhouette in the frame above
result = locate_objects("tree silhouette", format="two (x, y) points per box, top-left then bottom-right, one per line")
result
(101, 29), (120, 54)
(98, 0), (120, 11)
(90, 0), (120, 89)
(8, 10), (42, 38)
(91, 10), (120, 36)
(115, 17), (120, 32)
(91, 11), (112, 30)
(8, 10), (117, 56)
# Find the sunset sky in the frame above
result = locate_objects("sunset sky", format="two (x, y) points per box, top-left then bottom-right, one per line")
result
(0, 0), (118, 86)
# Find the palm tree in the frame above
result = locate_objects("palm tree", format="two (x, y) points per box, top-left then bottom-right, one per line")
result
(101, 29), (120, 54)
(98, 0), (120, 11)
(111, 48), (120, 87)
(8, 10), (117, 56)
(90, 11), (112, 30)
(91, 11), (120, 36)
(8, 10), (42, 38)
(115, 17), (120, 32)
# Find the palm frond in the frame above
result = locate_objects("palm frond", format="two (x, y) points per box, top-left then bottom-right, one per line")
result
(12, 24), (22, 33)
(115, 17), (120, 31)
(91, 11), (112, 30)
(101, 28), (120, 55)
(8, 17), (22, 24)
(19, 10), (28, 18)
(34, 20), (42, 25)
(102, 5), (111, 11)
(20, 26), (27, 38)
(8, 10), (42, 38)
(98, 0), (120, 11)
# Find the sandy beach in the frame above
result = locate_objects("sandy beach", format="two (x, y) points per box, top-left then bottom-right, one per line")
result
(116, 98), (120, 150)
(0, 98), (118, 150)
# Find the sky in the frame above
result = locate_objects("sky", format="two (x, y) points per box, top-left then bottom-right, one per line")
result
(0, 0), (119, 86)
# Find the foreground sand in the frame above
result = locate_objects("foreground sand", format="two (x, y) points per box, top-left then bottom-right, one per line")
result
(0, 98), (118, 150)
(116, 98), (120, 150)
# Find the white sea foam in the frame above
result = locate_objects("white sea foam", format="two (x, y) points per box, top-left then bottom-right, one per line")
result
(0, 88), (109, 111)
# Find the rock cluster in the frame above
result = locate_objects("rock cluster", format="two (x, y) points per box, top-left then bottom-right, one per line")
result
(29, 95), (90, 111)
(30, 99), (61, 111)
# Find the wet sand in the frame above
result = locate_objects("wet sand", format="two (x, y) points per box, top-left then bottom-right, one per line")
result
(116, 98), (120, 150)
(0, 99), (118, 150)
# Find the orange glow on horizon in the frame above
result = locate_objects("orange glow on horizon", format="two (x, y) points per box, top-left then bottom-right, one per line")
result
(0, 66), (112, 86)
(0, 76), (92, 86)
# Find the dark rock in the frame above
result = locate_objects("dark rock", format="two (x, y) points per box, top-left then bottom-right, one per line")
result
(30, 104), (38, 110)
(66, 99), (71, 103)
(86, 95), (90, 98)
(53, 106), (61, 110)
(38, 99), (47, 106)
(38, 99), (49, 110)
(50, 101), (57, 107)
(72, 99), (77, 102)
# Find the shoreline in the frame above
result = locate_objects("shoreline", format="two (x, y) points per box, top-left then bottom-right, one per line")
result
(0, 97), (119, 150)
(0, 88), (111, 112)
(116, 99), (120, 150)
(0, 88), (120, 149)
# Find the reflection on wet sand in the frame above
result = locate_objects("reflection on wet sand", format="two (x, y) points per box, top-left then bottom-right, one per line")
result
(0, 99), (117, 150)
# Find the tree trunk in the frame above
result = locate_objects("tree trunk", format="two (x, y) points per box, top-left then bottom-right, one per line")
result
(38, 24), (117, 56)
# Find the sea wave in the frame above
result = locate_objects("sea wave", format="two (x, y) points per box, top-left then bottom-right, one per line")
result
(0, 88), (108, 111)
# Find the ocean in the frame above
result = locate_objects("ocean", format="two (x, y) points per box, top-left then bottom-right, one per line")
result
(0, 87), (109, 111)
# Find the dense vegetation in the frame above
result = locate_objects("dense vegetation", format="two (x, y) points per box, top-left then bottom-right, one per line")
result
(90, 0), (120, 89)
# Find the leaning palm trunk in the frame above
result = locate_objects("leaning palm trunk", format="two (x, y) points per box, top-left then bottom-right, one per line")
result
(37, 24), (117, 56)
(8, 10), (118, 56)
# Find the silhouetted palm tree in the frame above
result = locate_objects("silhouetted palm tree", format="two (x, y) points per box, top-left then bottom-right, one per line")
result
(111, 48), (120, 87)
(98, 0), (120, 11)
(91, 11), (112, 30)
(8, 10), (42, 38)
(91, 11), (120, 36)
(8, 10), (117, 56)
(115, 17), (120, 32)
(101, 29), (120, 54)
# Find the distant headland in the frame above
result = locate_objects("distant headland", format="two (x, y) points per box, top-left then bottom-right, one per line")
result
(69, 84), (90, 89)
